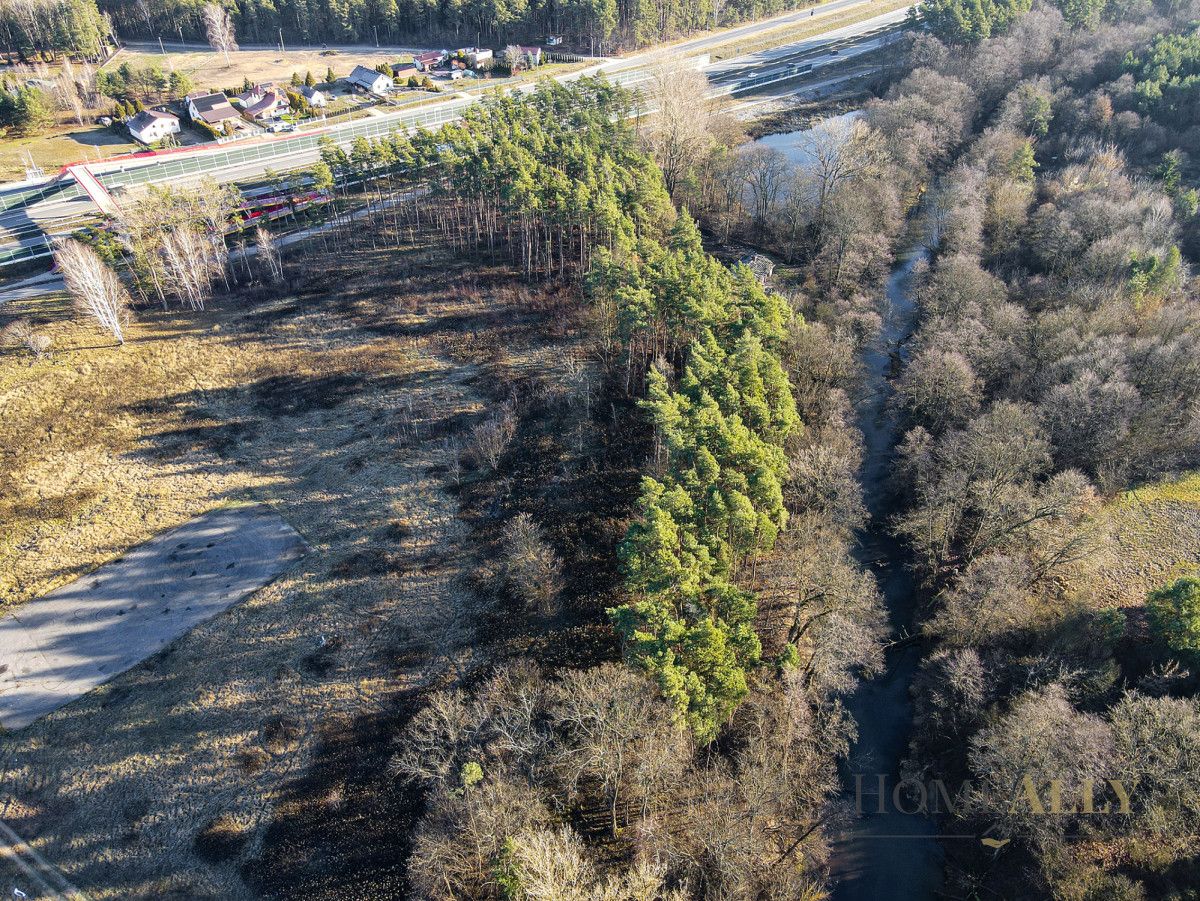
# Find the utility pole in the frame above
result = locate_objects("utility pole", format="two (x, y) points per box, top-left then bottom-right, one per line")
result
(374, 25), (379, 47)
(279, 28), (285, 54)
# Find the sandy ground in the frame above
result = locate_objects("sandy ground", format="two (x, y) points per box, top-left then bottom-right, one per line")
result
(0, 242), (572, 897)
(0, 504), (306, 730)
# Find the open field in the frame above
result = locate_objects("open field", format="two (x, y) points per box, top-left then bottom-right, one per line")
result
(107, 45), (414, 94)
(0, 125), (138, 181)
(0, 229), (620, 897)
(1080, 472), (1200, 609)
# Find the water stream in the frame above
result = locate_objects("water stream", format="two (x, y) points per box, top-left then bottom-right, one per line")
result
(752, 118), (944, 897)
(825, 238), (944, 901)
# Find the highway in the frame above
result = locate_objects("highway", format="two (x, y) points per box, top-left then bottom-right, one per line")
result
(0, 0), (911, 279)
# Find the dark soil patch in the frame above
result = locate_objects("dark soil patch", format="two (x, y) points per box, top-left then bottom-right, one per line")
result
(195, 813), (251, 863)
(251, 373), (371, 416)
(242, 700), (423, 900)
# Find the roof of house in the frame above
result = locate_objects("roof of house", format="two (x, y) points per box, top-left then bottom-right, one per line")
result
(392, 66), (420, 78)
(348, 65), (389, 89)
(415, 50), (445, 62)
(128, 109), (178, 133)
(243, 90), (288, 119)
(186, 92), (240, 123)
(299, 85), (325, 98)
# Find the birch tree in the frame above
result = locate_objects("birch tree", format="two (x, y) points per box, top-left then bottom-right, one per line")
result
(202, 3), (238, 64)
(55, 237), (131, 344)
(254, 225), (283, 283)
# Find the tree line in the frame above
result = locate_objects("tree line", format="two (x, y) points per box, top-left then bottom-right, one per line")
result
(0, 0), (110, 60)
(279, 79), (884, 896)
(97, 0), (818, 53)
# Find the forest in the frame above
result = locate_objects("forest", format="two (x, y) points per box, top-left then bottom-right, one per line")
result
(9, 0), (1200, 892)
(94, 0), (814, 52)
(35, 71), (889, 894)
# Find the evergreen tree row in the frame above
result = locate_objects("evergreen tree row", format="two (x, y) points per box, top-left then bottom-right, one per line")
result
(305, 80), (804, 742)
(0, 0), (110, 60)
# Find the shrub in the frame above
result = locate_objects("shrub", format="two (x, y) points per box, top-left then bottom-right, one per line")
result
(502, 513), (563, 615)
(1148, 576), (1200, 657)
(464, 404), (517, 470)
(1, 318), (52, 359)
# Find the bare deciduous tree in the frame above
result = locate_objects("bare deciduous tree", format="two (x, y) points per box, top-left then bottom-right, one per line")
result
(739, 145), (788, 226)
(1, 317), (51, 359)
(202, 2), (238, 64)
(254, 225), (283, 283)
(54, 237), (131, 344)
(503, 512), (563, 615)
(116, 181), (236, 309)
(643, 64), (722, 198)
(547, 663), (688, 835)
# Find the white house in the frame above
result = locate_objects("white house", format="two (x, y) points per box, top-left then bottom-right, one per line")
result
(517, 45), (544, 65)
(299, 85), (328, 107)
(347, 65), (392, 95)
(238, 84), (290, 121)
(466, 47), (493, 67)
(127, 109), (180, 145)
(414, 50), (447, 71)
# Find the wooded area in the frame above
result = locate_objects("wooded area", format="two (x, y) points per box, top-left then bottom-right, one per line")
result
(96, 0), (818, 52)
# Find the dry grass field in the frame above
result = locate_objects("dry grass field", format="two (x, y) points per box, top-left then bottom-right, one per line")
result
(109, 45), (413, 93)
(1080, 472), (1200, 609)
(0, 124), (139, 180)
(0, 234), (617, 897)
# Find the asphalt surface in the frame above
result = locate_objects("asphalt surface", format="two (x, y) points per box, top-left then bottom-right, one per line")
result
(0, 504), (306, 731)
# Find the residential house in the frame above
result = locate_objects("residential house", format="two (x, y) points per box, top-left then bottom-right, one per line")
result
(517, 46), (544, 65)
(464, 47), (492, 67)
(414, 50), (447, 71)
(545, 34), (563, 45)
(347, 65), (392, 95)
(299, 85), (328, 107)
(237, 83), (290, 121)
(392, 65), (421, 81)
(185, 91), (241, 129)
(127, 109), (180, 145)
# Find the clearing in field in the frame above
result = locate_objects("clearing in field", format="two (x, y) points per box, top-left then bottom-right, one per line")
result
(0, 504), (305, 730)
(1083, 471), (1200, 608)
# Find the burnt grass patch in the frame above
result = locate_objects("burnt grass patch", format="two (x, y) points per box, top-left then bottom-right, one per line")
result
(244, 255), (648, 898)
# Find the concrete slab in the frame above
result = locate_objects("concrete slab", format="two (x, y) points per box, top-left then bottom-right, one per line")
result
(0, 504), (306, 730)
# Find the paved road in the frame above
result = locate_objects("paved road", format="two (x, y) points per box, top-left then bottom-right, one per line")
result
(0, 0), (910, 273)
(0, 504), (306, 730)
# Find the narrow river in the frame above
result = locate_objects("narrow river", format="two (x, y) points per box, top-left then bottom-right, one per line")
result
(826, 236), (944, 900)
(751, 114), (945, 895)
